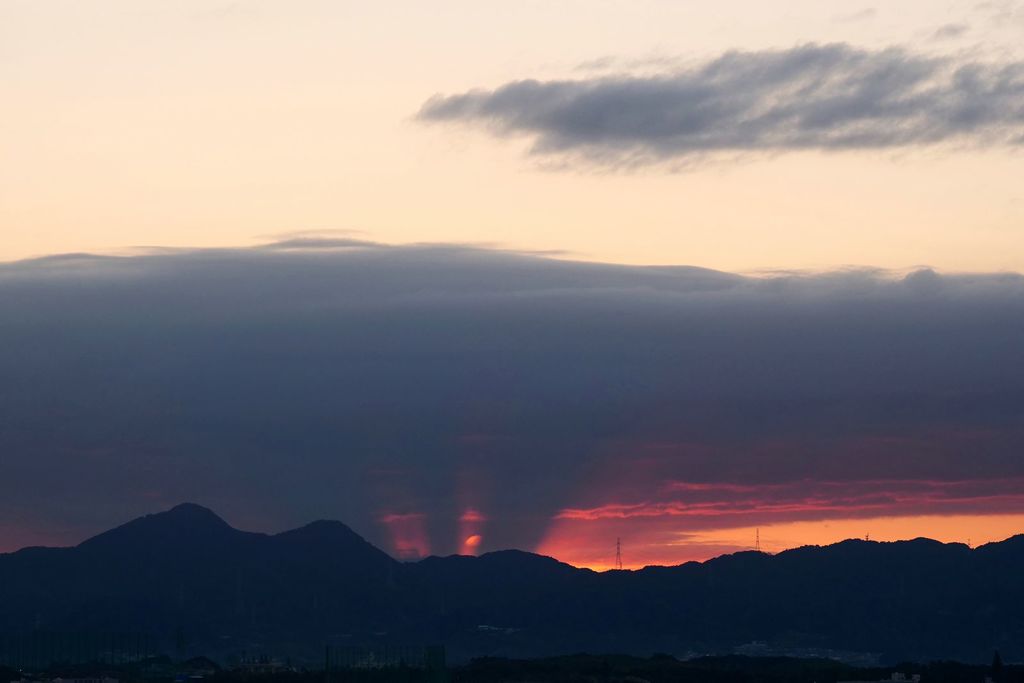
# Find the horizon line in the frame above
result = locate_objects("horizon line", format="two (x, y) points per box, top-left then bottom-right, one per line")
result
(3, 502), (1020, 572)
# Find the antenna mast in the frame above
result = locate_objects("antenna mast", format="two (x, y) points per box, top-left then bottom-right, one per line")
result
(755, 528), (760, 552)
(615, 537), (623, 570)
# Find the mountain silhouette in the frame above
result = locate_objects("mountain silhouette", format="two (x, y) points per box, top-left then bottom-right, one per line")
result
(1, 504), (1022, 664)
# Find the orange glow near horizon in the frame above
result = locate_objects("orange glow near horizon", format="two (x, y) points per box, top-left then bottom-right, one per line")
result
(536, 475), (1024, 569)
(537, 513), (1024, 571)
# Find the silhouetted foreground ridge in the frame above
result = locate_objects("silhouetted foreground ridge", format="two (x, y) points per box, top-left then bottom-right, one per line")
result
(1, 504), (1022, 663)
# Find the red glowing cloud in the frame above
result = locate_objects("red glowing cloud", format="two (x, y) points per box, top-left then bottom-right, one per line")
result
(379, 512), (431, 560)
(458, 508), (487, 555)
(460, 509), (487, 522)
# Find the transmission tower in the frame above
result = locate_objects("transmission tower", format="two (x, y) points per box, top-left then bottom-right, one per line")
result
(755, 528), (760, 552)
(615, 537), (623, 570)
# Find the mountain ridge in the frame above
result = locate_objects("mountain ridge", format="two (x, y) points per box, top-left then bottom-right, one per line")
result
(10, 503), (1019, 571)
(1, 504), (1022, 665)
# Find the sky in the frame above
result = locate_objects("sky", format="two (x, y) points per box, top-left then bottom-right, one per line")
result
(1, 1), (1024, 568)
(3, 0), (1024, 271)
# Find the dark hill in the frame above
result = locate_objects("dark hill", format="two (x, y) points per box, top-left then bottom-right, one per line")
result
(1, 504), (1022, 665)
(77, 503), (238, 551)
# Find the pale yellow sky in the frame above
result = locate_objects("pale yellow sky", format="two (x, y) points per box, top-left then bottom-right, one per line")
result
(2, 0), (1022, 271)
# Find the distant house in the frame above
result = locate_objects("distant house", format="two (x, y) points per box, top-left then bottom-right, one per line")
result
(234, 656), (289, 675)
(841, 674), (921, 683)
(179, 656), (220, 678)
(328, 645), (446, 671)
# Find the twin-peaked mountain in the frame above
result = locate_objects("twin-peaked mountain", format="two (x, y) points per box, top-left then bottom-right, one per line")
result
(1, 504), (1023, 664)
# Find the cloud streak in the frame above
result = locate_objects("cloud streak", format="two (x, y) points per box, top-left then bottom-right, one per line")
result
(557, 478), (1024, 522)
(418, 43), (1024, 167)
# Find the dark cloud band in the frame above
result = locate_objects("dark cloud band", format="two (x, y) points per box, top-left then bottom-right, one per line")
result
(418, 43), (1024, 166)
(1, 244), (1023, 557)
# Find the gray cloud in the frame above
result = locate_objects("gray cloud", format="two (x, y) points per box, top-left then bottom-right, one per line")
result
(931, 23), (970, 40)
(1, 245), (1024, 556)
(259, 236), (384, 250)
(835, 8), (877, 23)
(974, 0), (1024, 26)
(418, 43), (1024, 167)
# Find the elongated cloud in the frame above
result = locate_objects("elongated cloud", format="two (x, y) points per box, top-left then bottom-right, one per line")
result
(418, 43), (1024, 166)
(557, 478), (1024, 521)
